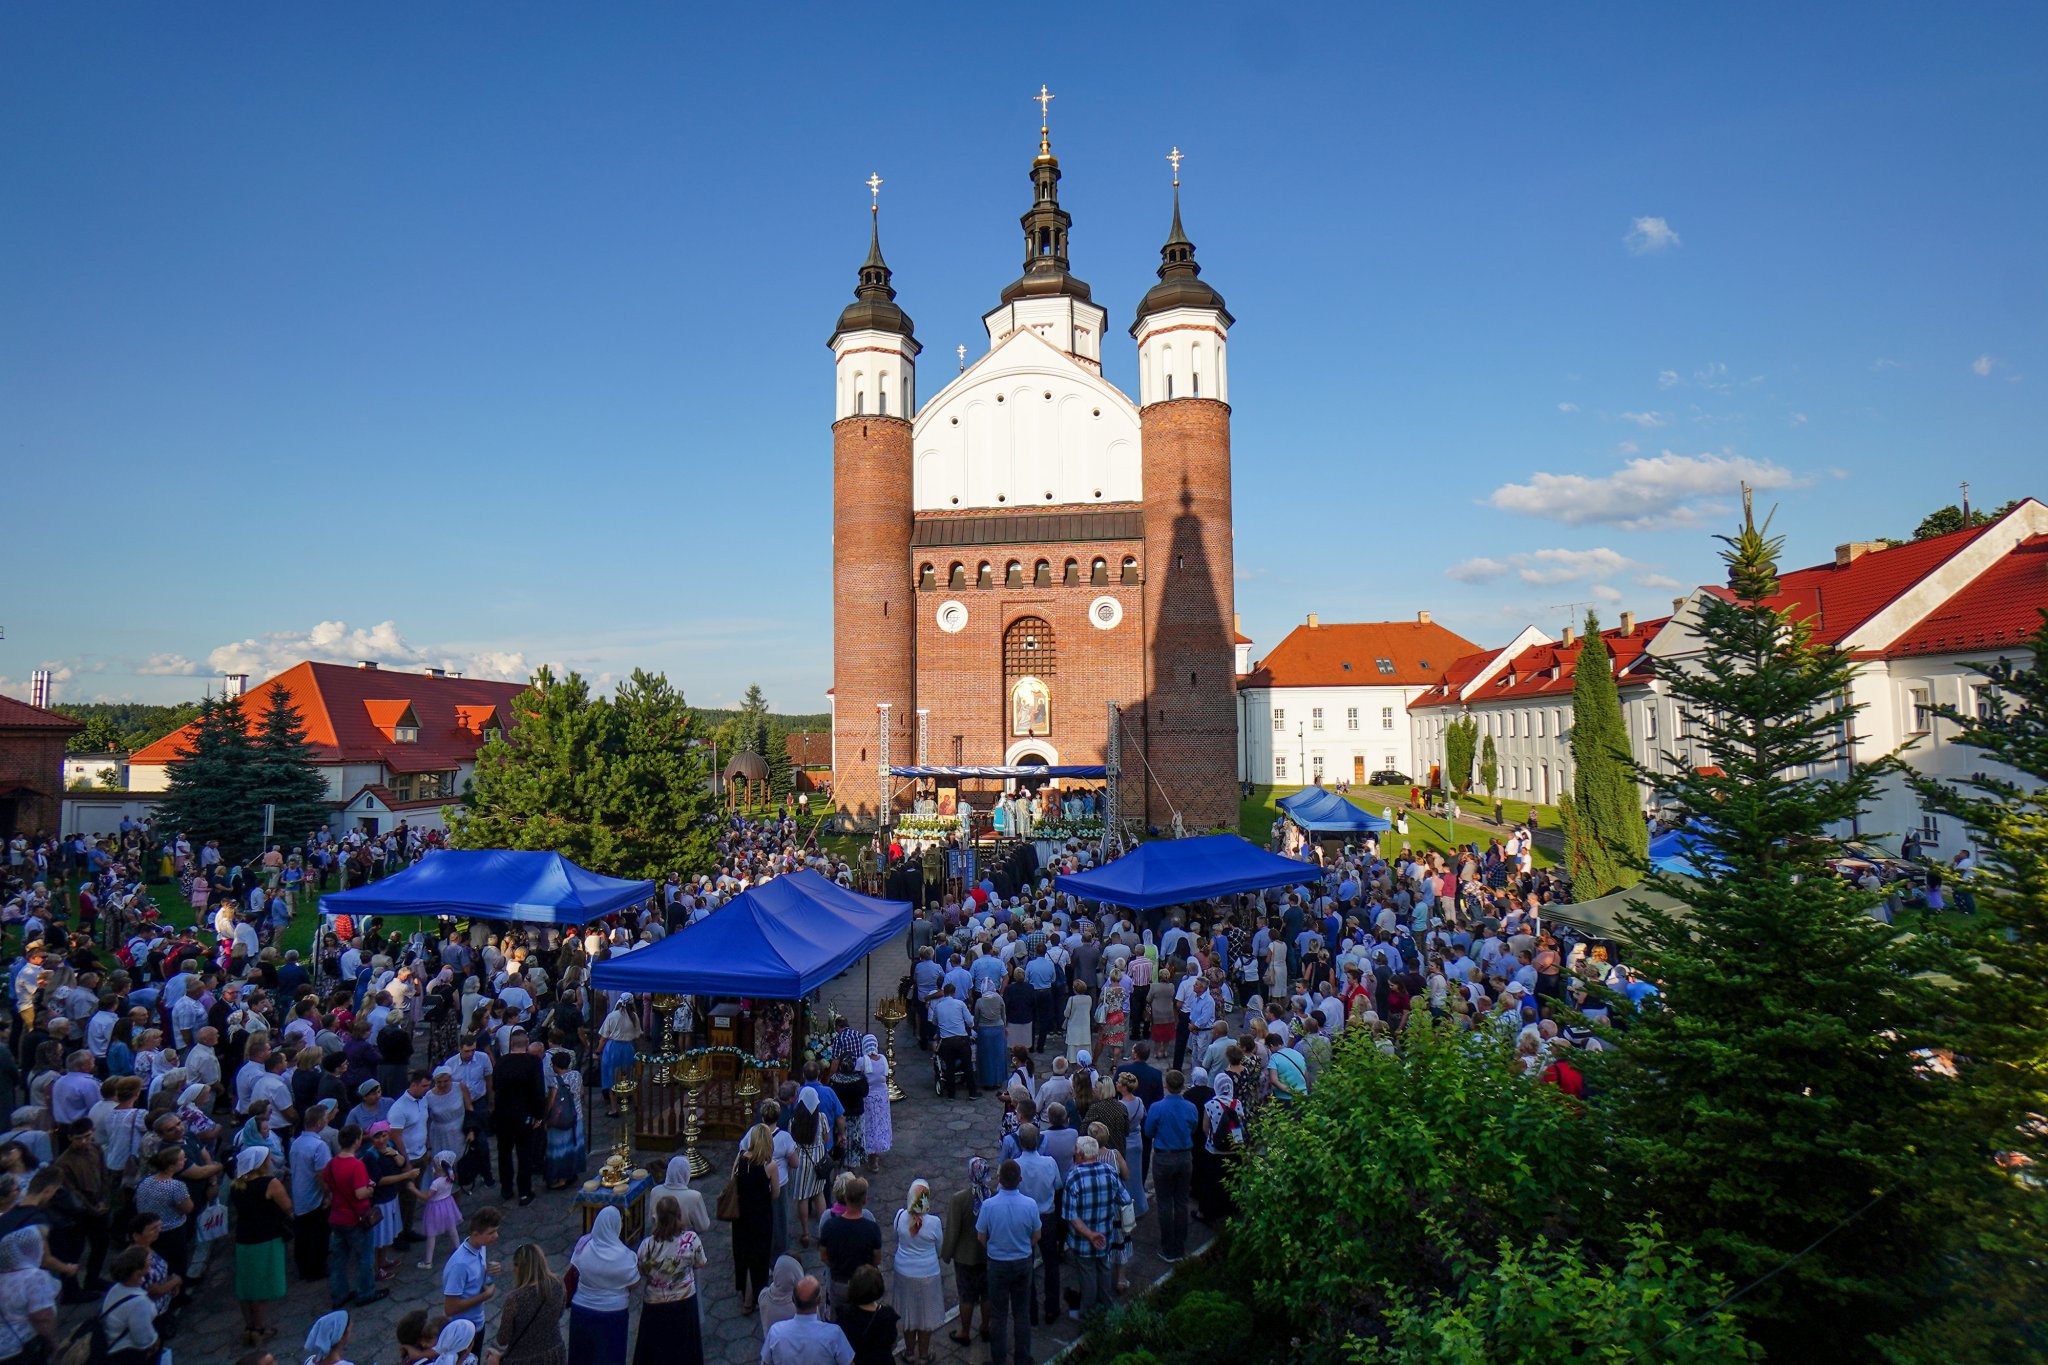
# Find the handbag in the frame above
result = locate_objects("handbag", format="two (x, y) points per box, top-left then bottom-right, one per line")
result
(715, 1158), (742, 1222)
(195, 1195), (229, 1243)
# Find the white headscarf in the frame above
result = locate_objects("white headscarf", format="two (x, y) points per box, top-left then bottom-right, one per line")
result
(432, 1318), (477, 1365)
(570, 1204), (638, 1288)
(303, 1308), (350, 1356)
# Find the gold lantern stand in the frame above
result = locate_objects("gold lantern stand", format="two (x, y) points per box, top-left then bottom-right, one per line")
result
(873, 996), (908, 1101)
(678, 1057), (713, 1178)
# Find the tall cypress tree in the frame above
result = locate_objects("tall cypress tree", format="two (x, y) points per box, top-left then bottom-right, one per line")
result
(1444, 716), (1478, 795)
(1565, 610), (1643, 897)
(248, 687), (333, 850)
(156, 695), (263, 858)
(1602, 500), (1954, 1359)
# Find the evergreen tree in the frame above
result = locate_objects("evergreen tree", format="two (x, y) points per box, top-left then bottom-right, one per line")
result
(739, 683), (770, 756)
(448, 667), (716, 881)
(1603, 500), (1955, 1359)
(155, 695), (263, 857)
(1479, 734), (1499, 797)
(765, 715), (793, 801)
(1565, 611), (1643, 898)
(1443, 717), (1478, 795)
(1898, 616), (2048, 1358)
(248, 686), (333, 850)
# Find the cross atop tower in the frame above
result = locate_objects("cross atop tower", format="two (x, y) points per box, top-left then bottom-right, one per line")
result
(1034, 84), (1055, 123)
(866, 172), (883, 211)
(956, 343), (966, 372)
(1167, 146), (1183, 186)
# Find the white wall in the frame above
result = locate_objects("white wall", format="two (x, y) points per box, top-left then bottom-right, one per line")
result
(1241, 684), (1425, 785)
(982, 295), (1109, 369)
(832, 328), (918, 422)
(1135, 307), (1229, 406)
(911, 329), (1141, 513)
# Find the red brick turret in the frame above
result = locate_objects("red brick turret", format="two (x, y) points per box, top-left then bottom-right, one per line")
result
(831, 414), (915, 827)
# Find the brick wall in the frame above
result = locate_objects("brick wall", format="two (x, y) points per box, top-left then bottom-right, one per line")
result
(831, 414), (916, 826)
(1139, 397), (1239, 832)
(0, 730), (71, 837)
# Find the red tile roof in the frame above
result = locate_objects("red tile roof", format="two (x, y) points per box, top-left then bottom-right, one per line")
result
(0, 695), (84, 732)
(131, 662), (527, 772)
(1233, 630), (1254, 645)
(1887, 533), (2048, 658)
(1241, 621), (1483, 689)
(1408, 647), (1504, 710)
(1763, 523), (1994, 646)
(1408, 622), (1666, 709)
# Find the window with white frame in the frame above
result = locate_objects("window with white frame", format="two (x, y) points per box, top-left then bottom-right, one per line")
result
(1274, 755), (1288, 780)
(1381, 706), (1394, 730)
(1273, 708), (1285, 732)
(1908, 687), (1933, 735)
(1347, 707), (1359, 730)
(1972, 685), (1996, 720)
(1312, 707), (1324, 731)
(1918, 813), (1940, 845)
(1536, 710), (1546, 738)
(1311, 754), (1325, 781)
(1384, 752), (1397, 770)
(1645, 703), (1657, 741)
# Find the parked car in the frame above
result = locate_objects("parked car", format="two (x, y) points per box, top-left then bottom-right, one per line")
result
(1824, 838), (1917, 885)
(1370, 769), (1411, 786)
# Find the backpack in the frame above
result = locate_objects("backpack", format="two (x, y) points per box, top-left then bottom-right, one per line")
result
(1211, 1102), (1242, 1151)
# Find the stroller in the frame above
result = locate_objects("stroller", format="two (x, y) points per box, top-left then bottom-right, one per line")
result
(455, 1111), (493, 1192)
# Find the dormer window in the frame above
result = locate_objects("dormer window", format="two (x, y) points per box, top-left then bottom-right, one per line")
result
(1375, 658), (1396, 675)
(394, 724), (419, 743)
(366, 700), (422, 744)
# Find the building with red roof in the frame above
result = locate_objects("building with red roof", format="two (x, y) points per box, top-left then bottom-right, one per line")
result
(1236, 612), (1482, 787)
(129, 661), (528, 836)
(0, 693), (84, 839)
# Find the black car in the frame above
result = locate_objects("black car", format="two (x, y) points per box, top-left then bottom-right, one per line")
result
(1370, 769), (1411, 786)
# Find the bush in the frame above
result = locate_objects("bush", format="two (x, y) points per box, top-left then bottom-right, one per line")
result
(1164, 1290), (1251, 1361)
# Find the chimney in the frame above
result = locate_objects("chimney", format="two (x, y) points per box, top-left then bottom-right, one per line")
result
(358, 660), (379, 670)
(1416, 610), (1432, 625)
(1620, 610), (1636, 637)
(28, 669), (49, 709)
(1673, 596), (1687, 615)
(1560, 625), (1576, 647)
(426, 668), (446, 679)
(1233, 613), (1242, 636)
(1306, 613), (1319, 629)
(222, 673), (248, 698)
(1834, 541), (1884, 567)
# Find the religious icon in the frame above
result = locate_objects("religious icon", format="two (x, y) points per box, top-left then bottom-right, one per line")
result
(937, 787), (958, 817)
(1011, 676), (1052, 737)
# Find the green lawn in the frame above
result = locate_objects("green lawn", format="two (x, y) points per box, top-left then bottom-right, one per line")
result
(1239, 785), (1557, 868)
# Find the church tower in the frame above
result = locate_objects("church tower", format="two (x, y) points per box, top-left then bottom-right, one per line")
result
(1133, 162), (1239, 831)
(829, 188), (919, 827)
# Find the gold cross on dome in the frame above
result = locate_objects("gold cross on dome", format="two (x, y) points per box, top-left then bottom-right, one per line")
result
(1034, 84), (1055, 124)
(956, 344), (967, 371)
(865, 172), (883, 209)
(1167, 146), (1183, 186)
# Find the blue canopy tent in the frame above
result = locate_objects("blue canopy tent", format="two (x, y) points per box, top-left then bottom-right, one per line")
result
(588, 870), (912, 999)
(1276, 786), (1394, 834)
(317, 850), (653, 926)
(1054, 834), (1323, 910)
(1647, 822), (1719, 878)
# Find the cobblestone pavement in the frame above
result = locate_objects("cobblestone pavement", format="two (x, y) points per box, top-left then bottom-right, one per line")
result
(138, 932), (1206, 1365)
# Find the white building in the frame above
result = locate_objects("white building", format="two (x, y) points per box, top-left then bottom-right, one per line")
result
(1409, 498), (2048, 852)
(1238, 613), (1482, 787)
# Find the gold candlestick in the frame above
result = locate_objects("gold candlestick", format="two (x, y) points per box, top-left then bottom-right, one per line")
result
(612, 1077), (638, 1164)
(873, 996), (908, 1102)
(679, 1059), (712, 1178)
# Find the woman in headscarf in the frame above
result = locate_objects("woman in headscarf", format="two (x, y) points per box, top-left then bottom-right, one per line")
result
(431, 1318), (478, 1365)
(940, 1157), (991, 1346)
(231, 1145), (293, 1344)
(856, 1035), (892, 1173)
(565, 1204), (639, 1365)
(493, 1241), (566, 1365)
(972, 980), (1007, 1093)
(644, 1155), (709, 1236)
(1095, 976), (1129, 1070)
(891, 1177), (945, 1364)
(596, 995), (641, 1117)
(304, 1308), (354, 1365)
(0, 1225), (57, 1363)
(732, 1121), (780, 1311)
(786, 1090), (829, 1248)
(234, 1098), (288, 1174)
(632, 1193), (708, 1365)
(828, 1049), (869, 1174)
(424, 1065), (469, 1159)
(756, 1253), (803, 1338)
(543, 1049), (586, 1191)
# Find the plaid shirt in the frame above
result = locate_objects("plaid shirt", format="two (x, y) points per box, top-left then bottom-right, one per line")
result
(1062, 1159), (1129, 1257)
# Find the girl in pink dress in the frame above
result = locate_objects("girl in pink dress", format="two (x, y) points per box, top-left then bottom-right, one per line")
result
(415, 1151), (463, 1269)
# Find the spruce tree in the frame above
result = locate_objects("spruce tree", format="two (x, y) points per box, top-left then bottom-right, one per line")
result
(156, 695), (263, 858)
(1565, 610), (1643, 897)
(1602, 500), (1954, 1359)
(248, 687), (333, 850)
(1898, 616), (2048, 1358)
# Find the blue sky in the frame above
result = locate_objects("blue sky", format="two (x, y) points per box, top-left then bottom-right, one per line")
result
(4, 4), (2042, 710)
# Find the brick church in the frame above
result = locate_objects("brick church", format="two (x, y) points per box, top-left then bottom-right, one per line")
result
(829, 99), (1239, 834)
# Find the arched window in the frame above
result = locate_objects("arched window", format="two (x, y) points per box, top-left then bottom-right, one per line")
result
(948, 562), (967, 590)
(1062, 558), (1079, 585)
(854, 391), (864, 415)
(1165, 373), (1174, 400)
(977, 562), (993, 589)
(1120, 556), (1139, 584)
(1033, 559), (1051, 587)
(877, 387), (888, 416)
(1005, 560), (1024, 589)
(918, 563), (936, 591)
(1090, 557), (1108, 586)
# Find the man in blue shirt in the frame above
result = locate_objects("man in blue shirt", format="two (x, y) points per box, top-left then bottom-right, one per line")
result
(1144, 1069), (1199, 1261)
(1011, 1124), (1063, 1326)
(1023, 949), (1058, 1053)
(440, 1206), (501, 1331)
(930, 984), (977, 1099)
(976, 1160), (1041, 1365)
(1062, 1137), (1130, 1317)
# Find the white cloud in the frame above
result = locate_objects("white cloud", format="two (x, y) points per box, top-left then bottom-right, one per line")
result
(1972, 354), (1995, 377)
(1872, 357), (1902, 371)
(204, 619), (531, 683)
(1591, 584), (1625, 602)
(1624, 216), (1681, 255)
(1789, 412), (1808, 427)
(1485, 449), (1804, 531)
(1693, 361), (1731, 392)
(1618, 410), (1668, 429)
(137, 653), (199, 676)
(1636, 572), (1683, 590)
(1656, 369), (1681, 390)
(1556, 402), (1579, 414)
(1446, 557), (1511, 584)
(1617, 440), (1640, 456)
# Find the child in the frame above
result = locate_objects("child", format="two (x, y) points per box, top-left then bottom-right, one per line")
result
(415, 1150), (462, 1269)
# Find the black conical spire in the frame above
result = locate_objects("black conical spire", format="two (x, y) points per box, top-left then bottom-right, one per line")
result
(998, 87), (1092, 306)
(830, 201), (917, 348)
(1131, 166), (1231, 335)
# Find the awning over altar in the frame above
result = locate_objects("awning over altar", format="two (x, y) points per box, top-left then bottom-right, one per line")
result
(1277, 786), (1394, 833)
(587, 869), (912, 998)
(1054, 834), (1322, 909)
(890, 765), (1107, 778)
(318, 850), (652, 926)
